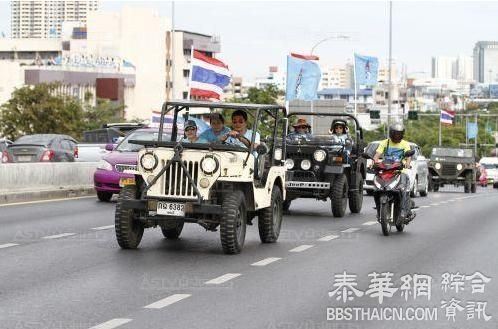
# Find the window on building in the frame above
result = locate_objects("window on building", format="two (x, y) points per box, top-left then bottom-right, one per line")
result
(183, 69), (190, 78)
(183, 91), (188, 99)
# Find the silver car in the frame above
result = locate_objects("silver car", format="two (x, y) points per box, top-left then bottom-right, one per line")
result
(363, 141), (429, 197)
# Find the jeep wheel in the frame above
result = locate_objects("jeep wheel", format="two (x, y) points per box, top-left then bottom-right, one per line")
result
(283, 199), (292, 212)
(161, 222), (184, 239)
(220, 191), (247, 254)
(464, 173), (473, 193)
(420, 177), (429, 197)
(97, 191), (113, 202)
(433, 183), (439, 192)
(410, 176), (418, 198)
(331, 174), (348, 218)
(115, 185), (144, 249)
(348, 174), (363, 213)
(259, 185), (283, 243)
(471, 183), (477, 193)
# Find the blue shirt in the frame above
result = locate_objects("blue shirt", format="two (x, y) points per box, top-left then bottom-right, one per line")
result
(199, 127), (231, 143)
(181, 137), (208, 144)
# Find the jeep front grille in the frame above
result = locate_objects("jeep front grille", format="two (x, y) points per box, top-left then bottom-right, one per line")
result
(164, 160), (199, 199)
(442, 163), (457, 176)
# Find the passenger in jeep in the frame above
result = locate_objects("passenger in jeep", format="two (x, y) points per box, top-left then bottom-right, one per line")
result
(181, 120), (207, 144)
(221, 110), (260, 149)
(287, 118), (313, 140)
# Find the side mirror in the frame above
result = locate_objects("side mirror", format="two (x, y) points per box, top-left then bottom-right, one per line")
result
(256, 143), (269, 156)
(105, 143), (114, 151)
(405, 150), (415, 158)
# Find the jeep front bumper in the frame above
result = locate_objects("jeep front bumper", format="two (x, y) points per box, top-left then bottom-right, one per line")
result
(286, 181), (330, 189)
(122, 199), (223, 216)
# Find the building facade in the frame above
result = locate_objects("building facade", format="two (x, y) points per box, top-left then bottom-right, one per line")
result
(473, 41), (498, 83)
(11, 0), (98, 39)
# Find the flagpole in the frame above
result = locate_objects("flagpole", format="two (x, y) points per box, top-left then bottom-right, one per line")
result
(353, 50), (358, 118)
(187, 45), (194, 100)
(466, 116), (469, 146)
(439, 109), (442, 146)
(171, 1), (175, 100)
(475, 112), (478, 155)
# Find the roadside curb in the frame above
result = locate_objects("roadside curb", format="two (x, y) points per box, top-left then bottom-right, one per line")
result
(0, 186), (96, 205)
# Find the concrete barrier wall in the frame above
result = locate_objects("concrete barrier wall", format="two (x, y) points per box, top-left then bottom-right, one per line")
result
(0, 162), (98, 191)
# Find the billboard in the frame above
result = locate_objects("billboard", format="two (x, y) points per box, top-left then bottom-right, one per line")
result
(489, 84), (498, 98)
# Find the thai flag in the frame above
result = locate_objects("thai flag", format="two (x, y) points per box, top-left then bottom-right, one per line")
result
(190, 50), (231, 100)
(440, 109), (455, 125)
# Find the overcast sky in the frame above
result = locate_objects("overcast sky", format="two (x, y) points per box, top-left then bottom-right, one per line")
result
(1, 1), (498, 82)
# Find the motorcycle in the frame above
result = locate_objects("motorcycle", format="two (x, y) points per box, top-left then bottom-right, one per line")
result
(364, 150), (415, 236)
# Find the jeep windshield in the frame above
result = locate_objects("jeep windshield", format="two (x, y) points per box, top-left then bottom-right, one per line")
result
(431, 148), (474, 158)
(117, 130), (171, 152)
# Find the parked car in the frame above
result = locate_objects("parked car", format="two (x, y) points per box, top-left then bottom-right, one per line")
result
(363, 141), (429, 197)
(479, 157), (498, 188)
(1, 134), (78, 163)
(94, 128), (171, 202)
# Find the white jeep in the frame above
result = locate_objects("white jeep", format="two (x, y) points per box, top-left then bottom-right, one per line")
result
(115, 101), (288, 254)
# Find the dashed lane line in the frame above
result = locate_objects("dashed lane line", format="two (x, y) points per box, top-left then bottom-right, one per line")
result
(317, 235), (339, 241)
(430, 203), (440, 206)
(362, 221), (377, 226)
(0, 196), (95, 207)
(420, 205), (431, 208)
(205, 273), (242, 285)
(251, 257), (282, 266)
(88, 318), (132, 329)
(341, 228), (360, 233)
(144, 294), (191, 309)
(289, 244), (314, 253)
(91, 225), (115, 231)
(0, 243), (19, 249)
(41, 233), (76, 239)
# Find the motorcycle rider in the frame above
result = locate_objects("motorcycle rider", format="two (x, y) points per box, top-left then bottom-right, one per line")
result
(372, 122), (415, 222)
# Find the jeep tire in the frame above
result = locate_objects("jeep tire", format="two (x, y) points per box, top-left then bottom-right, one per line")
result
(348, 173), (363, 213)
(258, 185), (283, 243)
(161, 222), (184, 239)
(464, 172), (473, 193)
(115, 185), (144, 249)
(283, 199), (292, 212)
(331, 174), (348, 218)
(220, 190), (247, 254)
(97, 191), (113, 202)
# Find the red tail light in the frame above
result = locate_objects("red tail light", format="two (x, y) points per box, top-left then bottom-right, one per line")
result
(40, 150), (55, 161)
(74, 146), (79, 158)
(1, 150), (12, 163)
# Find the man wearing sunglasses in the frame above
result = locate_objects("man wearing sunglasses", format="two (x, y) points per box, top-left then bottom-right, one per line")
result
(287, 117), (313, 140)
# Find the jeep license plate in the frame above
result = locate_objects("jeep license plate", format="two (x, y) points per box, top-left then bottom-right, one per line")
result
(157, 202), (185, 217)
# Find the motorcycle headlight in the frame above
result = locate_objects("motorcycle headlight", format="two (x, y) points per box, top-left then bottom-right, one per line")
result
(140, 152), (158, 171)
(435, 162), (441, 170)
(373, 176), (382, 189)
(301, 159), (311, 170)
(274, 148), (283, 161)
(313, 149), (326, 162)
(285, 158), (294, 170)
(456, 163), (463, 171)
(200, 155), (218, 175)
(97, 160), (113, 171)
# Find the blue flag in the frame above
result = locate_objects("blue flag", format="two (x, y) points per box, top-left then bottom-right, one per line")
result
(286, 54), (321, 101)
(354, 53), (379, 87)
(467, 122), (478, 139)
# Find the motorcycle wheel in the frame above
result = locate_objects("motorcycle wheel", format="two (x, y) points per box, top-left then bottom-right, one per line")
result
(380, 202), (390, 236)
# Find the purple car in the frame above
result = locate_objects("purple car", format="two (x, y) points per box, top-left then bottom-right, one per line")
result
(94, 128), (170, 202)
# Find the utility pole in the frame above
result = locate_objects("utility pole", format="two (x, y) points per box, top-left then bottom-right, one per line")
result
(387, 1), (393, 128)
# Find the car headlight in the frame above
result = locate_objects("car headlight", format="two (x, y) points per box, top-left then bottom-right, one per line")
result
(140, 152), (158, 171)
(200, 155), (218, 175)
(285, 158), (294, 170)
(97, 160), (113, 171)
(274, 148), (283, 161)
(313, 149), (326, 162)
(301, 159), (311, 170)
(456, 163), (463, 171)
(435, 162), (441, 170)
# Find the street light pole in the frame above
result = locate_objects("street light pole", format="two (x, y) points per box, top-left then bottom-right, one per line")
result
(387, 1), (393, 128)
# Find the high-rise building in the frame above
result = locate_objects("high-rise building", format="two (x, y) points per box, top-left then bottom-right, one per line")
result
(10, 0), (98, 39)
(456, 54), (473, 81)
(319, 64), (353, 89)
(473, 41), (498, 83)
(431, 56), (456, 80)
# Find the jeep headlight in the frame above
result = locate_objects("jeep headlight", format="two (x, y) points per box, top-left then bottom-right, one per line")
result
(201, 155), (218, 175)
(301, 159), (311, 170)
(313, 149), (326, 162)
(140, 152), (158, 171)
(274, 148), (283, 161)
(456, 163), (463, 171)
(97, 160), (112, 171)
(285, 158), (294, 170)
(435, 162), (441, 170)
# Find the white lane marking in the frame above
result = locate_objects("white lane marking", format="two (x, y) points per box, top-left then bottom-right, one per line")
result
(42, 233), (76, 239)
(0, 196), (95, 207)
(205, 273), (242, 285)
(341, 228), (360, 233)
(91, 225), (115, 231)
(251, 257), (281, 266)
(289, 244), (314, 252)
(362, 221), (377, 226)
(430, 203), (440, 206)
(439, 201), (448, 204)
(89, 318), (132, 329)
(447, 199), (456, 202)
(317, 235), (339, 241)
(420, 205), (431, 208)
(0, 243), (19, 249)
(144, 294), (191, 309)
